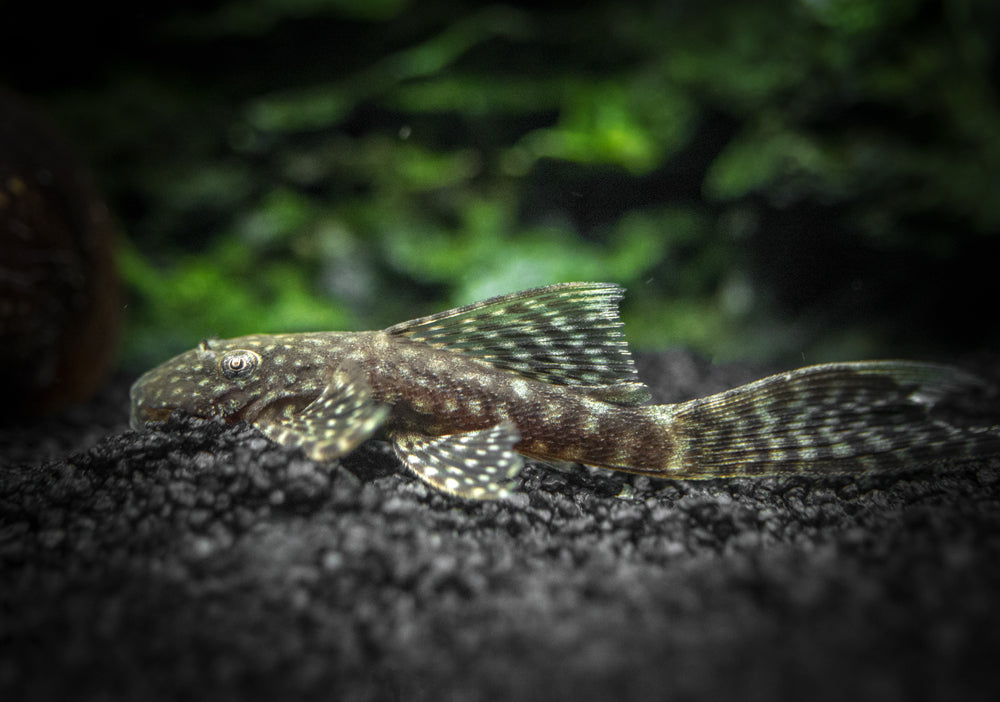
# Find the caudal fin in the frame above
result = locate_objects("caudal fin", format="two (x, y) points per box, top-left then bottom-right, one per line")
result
(658, 361), (1000, 478)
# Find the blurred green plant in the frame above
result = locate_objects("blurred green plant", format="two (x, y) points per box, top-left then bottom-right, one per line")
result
(14, 0), (1000, 370)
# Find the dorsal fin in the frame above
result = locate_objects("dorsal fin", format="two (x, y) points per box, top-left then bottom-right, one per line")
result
(384, 282), (648, 396)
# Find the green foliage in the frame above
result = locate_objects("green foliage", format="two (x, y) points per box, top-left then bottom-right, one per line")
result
(514, 80), (696, 174)
(120, 230), (354, 364)
(18, 0), (1000, 368)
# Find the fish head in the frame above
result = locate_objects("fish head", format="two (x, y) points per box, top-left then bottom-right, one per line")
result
(129, 333), (331, 430)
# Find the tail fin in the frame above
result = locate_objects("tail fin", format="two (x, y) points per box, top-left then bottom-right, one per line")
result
(659, 361), (1000, 478)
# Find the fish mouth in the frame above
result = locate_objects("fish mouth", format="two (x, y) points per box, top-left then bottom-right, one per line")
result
(129, 406), (174, 430)
(239, 393), (319, 426)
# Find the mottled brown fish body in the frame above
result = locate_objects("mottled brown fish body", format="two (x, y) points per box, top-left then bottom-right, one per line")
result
(511, 398), (674, 474)
(130, 282), (1000, 500)
(361, 332), (676, 472)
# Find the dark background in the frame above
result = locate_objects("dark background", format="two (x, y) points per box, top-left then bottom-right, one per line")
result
(3, 0), (999, 370)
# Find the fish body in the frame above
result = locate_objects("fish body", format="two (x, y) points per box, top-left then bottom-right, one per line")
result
(131, 283), (1000, 499)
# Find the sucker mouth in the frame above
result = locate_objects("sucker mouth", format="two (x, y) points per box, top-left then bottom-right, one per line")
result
(240, 393), (320, 426)
(130, 407), (174, 430)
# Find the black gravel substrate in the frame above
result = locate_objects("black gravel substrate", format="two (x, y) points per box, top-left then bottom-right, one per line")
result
(2, 350), (1000, 702)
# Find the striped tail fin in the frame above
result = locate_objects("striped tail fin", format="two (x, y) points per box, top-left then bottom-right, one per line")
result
(658, 361), (1000, 478)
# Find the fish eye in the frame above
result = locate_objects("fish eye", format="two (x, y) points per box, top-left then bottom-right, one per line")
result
(220, 349), (261, 380)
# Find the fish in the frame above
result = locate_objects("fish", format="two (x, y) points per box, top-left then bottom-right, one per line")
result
(130, 282), (1000, 499)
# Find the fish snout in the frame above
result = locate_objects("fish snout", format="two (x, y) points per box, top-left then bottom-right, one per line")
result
(129, 370), (174, 429)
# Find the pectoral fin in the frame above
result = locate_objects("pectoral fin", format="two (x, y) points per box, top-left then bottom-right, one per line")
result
(256, 364), (389, 461)
(390, 422), (523, 499)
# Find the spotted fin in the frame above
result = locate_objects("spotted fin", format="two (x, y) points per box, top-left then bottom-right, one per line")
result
(256, 363), (390, 461)
(661, 361), (1000, 476)
(390, 422), (523, 499)
(384, 282), (648, 401)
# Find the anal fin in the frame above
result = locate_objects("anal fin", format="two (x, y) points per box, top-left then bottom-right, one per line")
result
(390, 422), (523, 499)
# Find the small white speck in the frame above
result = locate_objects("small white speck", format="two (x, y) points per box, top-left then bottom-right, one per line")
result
(510, 379), (530, 399)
